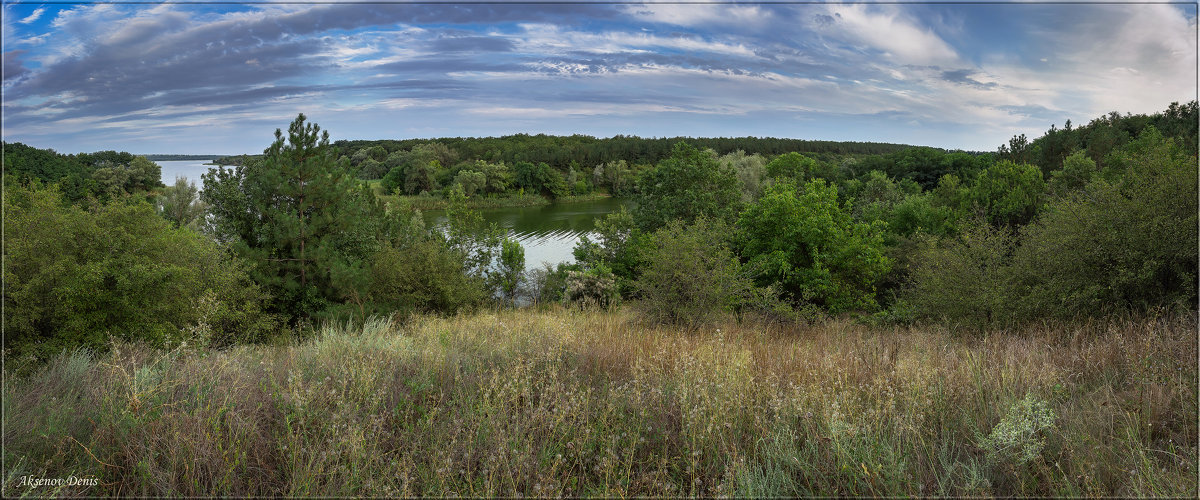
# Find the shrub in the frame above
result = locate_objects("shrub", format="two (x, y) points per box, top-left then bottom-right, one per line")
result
(979, 394), (1057, 466)
(906, 220), (1016, 327)
(3, 184), (275, 362)
(563, 264), (620, 309)
(635, 218), (752, 326)
(1011, 129), (1198, 318)
(738, 178), (890, 313)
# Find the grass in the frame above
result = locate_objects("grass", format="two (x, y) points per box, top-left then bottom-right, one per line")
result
(3, 307), (1196, 497)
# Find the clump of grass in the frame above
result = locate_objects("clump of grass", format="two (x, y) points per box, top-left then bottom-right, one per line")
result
(4, 307), (1196, 497)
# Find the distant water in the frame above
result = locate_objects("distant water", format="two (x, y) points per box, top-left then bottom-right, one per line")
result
(157, 159), (220, 187)
(423, 197), (632, 270)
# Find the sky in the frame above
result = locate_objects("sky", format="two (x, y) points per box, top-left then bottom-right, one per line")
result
(1, 1), (1196, 155)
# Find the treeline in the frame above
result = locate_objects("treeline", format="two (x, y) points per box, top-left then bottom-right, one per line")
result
(2, 142), (164, 204)
(533, 101), (1198, 328)
(3, 102), (1196, 367)
(142, 154), (223, 161)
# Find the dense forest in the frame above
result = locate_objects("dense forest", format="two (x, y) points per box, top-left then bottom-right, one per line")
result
(3, 101), (1197, 497)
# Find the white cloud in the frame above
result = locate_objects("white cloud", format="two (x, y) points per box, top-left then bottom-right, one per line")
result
(18, 7), (44, 25)
(818, 4), (960, 67)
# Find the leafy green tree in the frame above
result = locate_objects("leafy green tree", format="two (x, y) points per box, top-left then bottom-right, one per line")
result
(453, 169), (487, 197)
(635, 218), (752, 326)
(1047, 151), (1096, 197)
(906, 220), (1016, 326)
(766, 152), (818, 179)
(3, 184), (275, 363)
(1011, 129), (1198, 318)
(633, 142), (742, 230)
(202, 114), (383, 321)
(404, 159), (440, 195)
(719, 150), (768, 202)
(156, 177), (206, 230)
(497, 238), (526, 306)
(573, 205), (648, 296)
(381, 165), (406, 195)
(738, 179), (890, 313)
(969, 160), (1045, 227)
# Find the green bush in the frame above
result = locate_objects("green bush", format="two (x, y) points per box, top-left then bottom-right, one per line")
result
(738, 178), (891, 313)
(635, 218), (753, 326)
(3, 184), (275, 362)
(906, 220), (1016, 327)
(1011, 129), (1198, 318)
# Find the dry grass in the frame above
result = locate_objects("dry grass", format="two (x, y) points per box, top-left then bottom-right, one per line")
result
(3, 307), (1196, 497)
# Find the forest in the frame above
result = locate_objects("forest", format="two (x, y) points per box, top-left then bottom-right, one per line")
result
(2, 101), (1197, 497)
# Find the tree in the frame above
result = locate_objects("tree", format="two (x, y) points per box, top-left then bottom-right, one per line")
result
(3, 184), (275, 363)
(738, 179), (890, 313)
(497, 238), (526, 306)
(156, 177), (206, 230)
(635, 218), (752, 326)
(968, 160), (1045, 227)
(633, 142), (742, 230)
(766, 152), (817, 179)
(202, 114), (382, 321)
(1012, 129), (1198, 318)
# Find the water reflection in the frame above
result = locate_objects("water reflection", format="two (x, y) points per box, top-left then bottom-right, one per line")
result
(424, 198), (631, 270)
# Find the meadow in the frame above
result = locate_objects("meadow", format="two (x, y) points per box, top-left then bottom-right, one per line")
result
(5, 306), (1195, 497)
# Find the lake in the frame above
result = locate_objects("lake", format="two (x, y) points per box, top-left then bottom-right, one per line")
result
(154, 158), (623, 269)
(157, 159), (219, 187)
(424, 197), (631, 270)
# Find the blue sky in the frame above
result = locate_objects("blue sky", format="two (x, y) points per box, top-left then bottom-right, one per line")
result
(2, 1), (1196, 154)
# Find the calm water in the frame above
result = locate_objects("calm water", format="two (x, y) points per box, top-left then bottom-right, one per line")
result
(424, 197), (631, 270)
(157, 159), (219, 187)
(155, 159), (623, 269)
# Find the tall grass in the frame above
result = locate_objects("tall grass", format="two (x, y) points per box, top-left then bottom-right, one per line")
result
(4, 308), (1196, 496)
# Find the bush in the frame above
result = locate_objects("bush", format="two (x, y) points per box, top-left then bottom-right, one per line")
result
(906, 220), (1016, 327)
(635, 218), (752, 326)
(1011, 129), (1198, 318)
(738, 178), (890, 313)
(563, 264), (620, 309)
(3, 184), (275, 362)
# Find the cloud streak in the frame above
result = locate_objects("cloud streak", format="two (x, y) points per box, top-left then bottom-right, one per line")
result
(0, 3), (1194, 154)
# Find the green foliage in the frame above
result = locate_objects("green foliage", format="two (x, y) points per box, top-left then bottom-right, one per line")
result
(1011, 129), (1198, 318)
(573, 205), (647, 296)
(969, 160), (1045, 227)
(364, 237), (488, 317)
(156, 177), (206, 230)
(635, 218), (753, 326)
(3, 184), (275, 362)
(404, 159), (440, 195)
(357, 158), (387, 180)
(453, 169), (487, 197)
(719, 150), (768, 202)
(738, 179), (890, 313)
(633, 142), (742, 230)
(498, 238), (526, 306)
(381, 165), (405, 195)
(201, 114), (384, 322)
(1047, 151), (1096, 197)
(907, 220), (1016, 326)
(765, 152), (817, 179)
(563, 264), (620, 309)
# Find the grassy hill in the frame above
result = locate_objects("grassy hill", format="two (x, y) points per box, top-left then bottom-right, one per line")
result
(4, 306), (1195, 497)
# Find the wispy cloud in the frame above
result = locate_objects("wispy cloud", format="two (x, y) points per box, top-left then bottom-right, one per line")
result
(0, 3), (1194, 154)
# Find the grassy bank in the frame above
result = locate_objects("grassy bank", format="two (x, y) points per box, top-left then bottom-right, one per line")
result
(4, 307), (1196, 497)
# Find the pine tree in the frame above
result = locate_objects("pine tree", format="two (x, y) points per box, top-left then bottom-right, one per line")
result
(203, 114), (381, 321)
